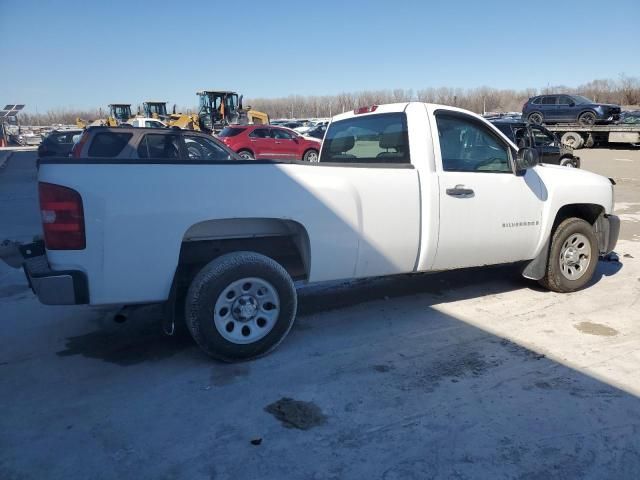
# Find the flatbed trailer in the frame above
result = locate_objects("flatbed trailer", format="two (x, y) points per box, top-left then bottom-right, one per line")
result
(544, 123), (640, 148)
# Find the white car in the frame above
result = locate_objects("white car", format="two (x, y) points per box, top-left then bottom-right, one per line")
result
(8, 102), (620, 361)
(126, 117), (167, 128)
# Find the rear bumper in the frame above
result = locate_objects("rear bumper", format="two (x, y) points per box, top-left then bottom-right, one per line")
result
(595, 214), (620, 255)
(20, 241), (89, 305)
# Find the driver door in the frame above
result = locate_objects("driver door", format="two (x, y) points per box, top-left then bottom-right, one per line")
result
(432, 112), (544, 270)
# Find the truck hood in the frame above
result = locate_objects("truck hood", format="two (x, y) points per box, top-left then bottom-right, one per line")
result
(532, 164), (615, 214)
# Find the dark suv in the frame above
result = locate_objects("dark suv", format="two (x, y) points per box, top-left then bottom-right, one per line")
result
(491, 119), (580, 168)
(522, 95), (620, 126)
(37, 129), (83, 157)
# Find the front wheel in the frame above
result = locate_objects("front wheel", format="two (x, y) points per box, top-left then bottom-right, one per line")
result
(185, 252), (297, 362)
(303, 149), (319, 162)
(578, 111), (596, 126)
(559, 157), (577, 167)
(539, 218), (598, 293)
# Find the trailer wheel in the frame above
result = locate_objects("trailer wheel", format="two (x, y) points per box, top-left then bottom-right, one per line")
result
(527, 112), (544, 125)
(539, 218), (598, 293)
(560, 132), (584, 149)
(185, 251), (297, 362)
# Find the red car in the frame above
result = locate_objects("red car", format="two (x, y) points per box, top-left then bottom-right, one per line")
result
(218, 125), (321, 162)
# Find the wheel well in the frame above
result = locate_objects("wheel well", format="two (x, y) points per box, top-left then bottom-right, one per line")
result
(578, 109), (596, 117)
(176, 218), (311, 290)
(553, 204), (603, 229)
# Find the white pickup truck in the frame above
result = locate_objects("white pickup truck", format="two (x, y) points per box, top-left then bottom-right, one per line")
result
(7, 103), (619, 361)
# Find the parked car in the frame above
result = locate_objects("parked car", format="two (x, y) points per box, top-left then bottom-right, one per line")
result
(218, 125), (321, 162)
(491, 119), (579, 167)
(37, 129), (83, 157)
(522, 95), (621, 126)
(69, 126), (238, 162)
(126, 117), (167, 128)
(280, 121), (304, 130)
(5, 102), (619, 362)
(295, 121), (329, 135)
(303, 124), (327, 140)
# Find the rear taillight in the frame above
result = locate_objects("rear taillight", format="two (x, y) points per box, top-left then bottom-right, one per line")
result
(71, 132), (89, 158)
(39, 182), (85, 250)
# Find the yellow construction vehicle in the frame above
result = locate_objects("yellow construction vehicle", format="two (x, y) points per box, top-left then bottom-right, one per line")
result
(76, 104), (133, 129)
(196, 90), (269, 133)
(142, 101), (200, 131)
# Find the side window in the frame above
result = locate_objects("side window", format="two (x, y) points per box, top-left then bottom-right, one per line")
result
(320, 113), (409, 164)
(88, 132), (132, 157)
(531, 127), (555, 147)
(541, 96), (557, 105)
(557, 96), (572, 105)
(137, 134), (181, 159)
(249, 128), (270, 139)
(183, 135), (232, 161)
(531, 97), (541, 105)
(145, 120), (164, 128)
(435, 113), (511, 173)
(272, 129), (293, 140)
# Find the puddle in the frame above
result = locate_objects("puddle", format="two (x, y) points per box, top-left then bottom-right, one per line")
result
(574, 321), (619, 337)
(264, 397), (327, 430)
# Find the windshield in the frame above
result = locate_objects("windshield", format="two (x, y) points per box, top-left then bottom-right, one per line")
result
(111, 105), (131, 120)
(572, 95), (593, 105)
(146, 103), (167, 117)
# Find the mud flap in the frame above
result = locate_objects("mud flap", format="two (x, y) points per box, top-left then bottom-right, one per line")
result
(522, 238), (550, 281)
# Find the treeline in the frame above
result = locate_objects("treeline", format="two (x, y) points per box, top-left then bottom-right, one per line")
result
(15, 75), (640, 125)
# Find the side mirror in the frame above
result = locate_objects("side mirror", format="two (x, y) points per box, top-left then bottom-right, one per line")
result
(515, 147), (539, 174)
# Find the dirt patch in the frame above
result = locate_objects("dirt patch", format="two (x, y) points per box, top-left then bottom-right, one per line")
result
(264, 397), (327, 430)
(574, 321), (619, 337)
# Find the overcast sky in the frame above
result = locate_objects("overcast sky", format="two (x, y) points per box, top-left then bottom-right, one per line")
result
(1, 0), (639, 113)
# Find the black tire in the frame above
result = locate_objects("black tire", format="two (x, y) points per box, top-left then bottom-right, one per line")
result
(303, 149), (319, 162)
(578, 111), (596, 126)
(237, 149), (254, 160)
(539, 218), (598, 293)
(528, 112), (544, 125)
(559, 156), (577, 168)
(185, 251), (297, 362)
(560, 132), (584, 149)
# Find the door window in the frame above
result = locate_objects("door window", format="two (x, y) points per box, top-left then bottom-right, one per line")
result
(183, 135), (233, 160)
(137, 134), (181, 159)
(249, 128), (270, 138)
(541, 96), (557, 105)
(531, 127), (555, 147)
(88, 132), (132, 157)
(557, 96), (573, 106)
(436, 113), (511, 173)
(271, 129), (293, 140)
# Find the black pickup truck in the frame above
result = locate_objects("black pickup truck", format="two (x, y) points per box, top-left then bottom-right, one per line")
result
(491, 119), (580, 168)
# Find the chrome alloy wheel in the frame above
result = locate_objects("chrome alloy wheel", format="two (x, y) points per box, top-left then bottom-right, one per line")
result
(213, 277), (280, 344)
(559, 233), (592, 281)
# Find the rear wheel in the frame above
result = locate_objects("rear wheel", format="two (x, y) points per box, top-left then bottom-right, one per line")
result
(528, 112), (544, 125)
(238, 149), (254, 160)
(539, 218), (598, 293)
(303, 149), (319, 162)
(578, 111), (596, 126)
(559, 157), (576, 167)
(185, 251), (297, 362)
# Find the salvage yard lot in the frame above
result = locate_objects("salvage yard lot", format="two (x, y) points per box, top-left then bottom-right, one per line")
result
(1, 149), (639, 479)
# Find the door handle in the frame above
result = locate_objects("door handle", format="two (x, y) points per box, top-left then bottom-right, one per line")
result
(446, 185), (475, 198)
